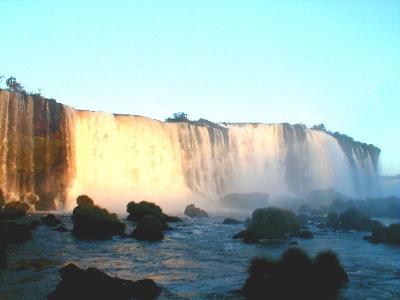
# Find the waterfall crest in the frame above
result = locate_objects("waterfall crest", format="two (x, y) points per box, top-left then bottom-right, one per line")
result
(0, 90), (381, 211)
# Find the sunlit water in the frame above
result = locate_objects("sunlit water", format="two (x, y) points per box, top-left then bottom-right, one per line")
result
(0, 214), (399, 299)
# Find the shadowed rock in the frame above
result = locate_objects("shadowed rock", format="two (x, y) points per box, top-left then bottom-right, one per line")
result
(223, 218), (241, 225)
(184, 204), (208, 218)
(41, 214), (62, 226)
(235, 207), (302, 243)
(364, 223), (400, 244)
(48, 263), (161, 300)
(298, 230), (314, 239)
(130, 215), (164, 241)
(2, 201), (30, 218)
(241, 248), (348, 299)
(126, 201), (181, 227)
(72, 195), (126, 240)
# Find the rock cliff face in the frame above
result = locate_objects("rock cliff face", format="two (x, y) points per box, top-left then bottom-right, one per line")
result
(0, 90), (381, 210)
(0, 90), (74, 209)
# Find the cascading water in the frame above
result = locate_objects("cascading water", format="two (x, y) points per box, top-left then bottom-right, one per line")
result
(0, 90), (381, 211)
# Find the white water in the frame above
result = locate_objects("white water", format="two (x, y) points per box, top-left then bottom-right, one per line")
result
(67, 111), (378, 213)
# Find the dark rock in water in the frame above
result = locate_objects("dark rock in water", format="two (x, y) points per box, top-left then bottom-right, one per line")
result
(337, 207), (379, 231)
(2, 201), (30, 218)
(126, 201), (181, 226)
(326, 212), (339, 228)
(223, 218), (241, 225)
(184, 204), (208, 218)
(41, 214), (62, 226)
(0, 220), (32, 244)
(0, 250), (7, 268)
(54, 226), (69, 232)
(233, 230), (259, 244)
(241, 248), (348, 299)
(72, 195), (126, 240)
(298, 230), (314, 239)
(289, 241), (298, 246)
(364, 223), (400, 244)
(246, 207), (302, 239)
(29, 220), (42, 229)
(130, 215), (164, 242)
(47, 263), (161, 300)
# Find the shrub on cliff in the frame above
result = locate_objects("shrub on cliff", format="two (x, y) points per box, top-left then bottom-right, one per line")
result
(72, 196), (126, 240)
(241, 248), (348, 299)
(165, 112), (189, 122)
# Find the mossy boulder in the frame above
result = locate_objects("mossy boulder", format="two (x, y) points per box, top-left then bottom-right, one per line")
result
(0, 220), (32, 244)
(184, 204), (208, 218)
(72, 196), (126, 240)
(337, 207), (378, 231)
(130, 215), (164, 242)
(364, 223), (400, 244)
(126, 201), (181, 225)
(247, 207), (302, 239)
(48, 263), (161, 300)
(41, 214), (62, 226)
(2, 201), (30, 218)
(298, 230), (314, 239)
(223, 218), (241, 225)
(241, 248), (348, 299)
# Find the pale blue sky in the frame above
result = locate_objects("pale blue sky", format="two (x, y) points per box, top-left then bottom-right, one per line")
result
(0, 0), (399, 175)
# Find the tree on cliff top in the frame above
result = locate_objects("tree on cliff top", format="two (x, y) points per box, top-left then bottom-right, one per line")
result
(165, 112), (189, 122)
(5, 76), (26, 93)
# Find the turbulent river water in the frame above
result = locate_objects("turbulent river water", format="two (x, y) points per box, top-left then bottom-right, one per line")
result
(0, 214), (399, 299)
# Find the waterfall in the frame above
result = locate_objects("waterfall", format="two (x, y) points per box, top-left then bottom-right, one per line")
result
(0, 90), (381, 211)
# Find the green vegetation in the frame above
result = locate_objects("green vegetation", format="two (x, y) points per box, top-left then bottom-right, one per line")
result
(165, 112), (189, 122)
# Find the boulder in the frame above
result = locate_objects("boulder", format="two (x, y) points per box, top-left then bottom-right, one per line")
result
(364, 223), (400, 244)
(0, 220), (32, 244)
(48, 263), (161, 300)
(298, 230), (314, 239)
(184, 204), (208, 218)
(337, 207), (378, 231)
(126, 200), (181, 225)
(241, 248), (348, 299)
(72, 196), (126, 240)
(54, 226), (69, 233)
(41, 214), (62, 226)
(233, 230), (259, 244)
(222, 218), (241, 225)
(130, 215), (164, 241)
(246, 207), (302, 239)
(2, 201), (30, 218)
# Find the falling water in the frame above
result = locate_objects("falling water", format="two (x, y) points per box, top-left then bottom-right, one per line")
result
(0, 90), (381, 211)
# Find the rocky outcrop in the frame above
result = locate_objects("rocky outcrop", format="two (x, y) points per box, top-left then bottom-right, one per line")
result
(235, 207), (302, 242)
(72, 195), (126, 240)
(126, 201), (181, 226)
(1, 201), (30, 218)
(222, 218), (241, 225)
(41, 214), (62, 226)
(130, 215), (164, 242)
(364, 223), (400, 244)
(241, 248), (348, 299)
(48, 263), (161, 300)
(184, 204), (208, 218)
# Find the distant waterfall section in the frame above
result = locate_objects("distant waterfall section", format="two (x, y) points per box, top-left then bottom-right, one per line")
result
(0, 90), (381, 211)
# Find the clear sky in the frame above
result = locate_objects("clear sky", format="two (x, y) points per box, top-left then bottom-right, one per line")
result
(0, 0), (399, 175)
